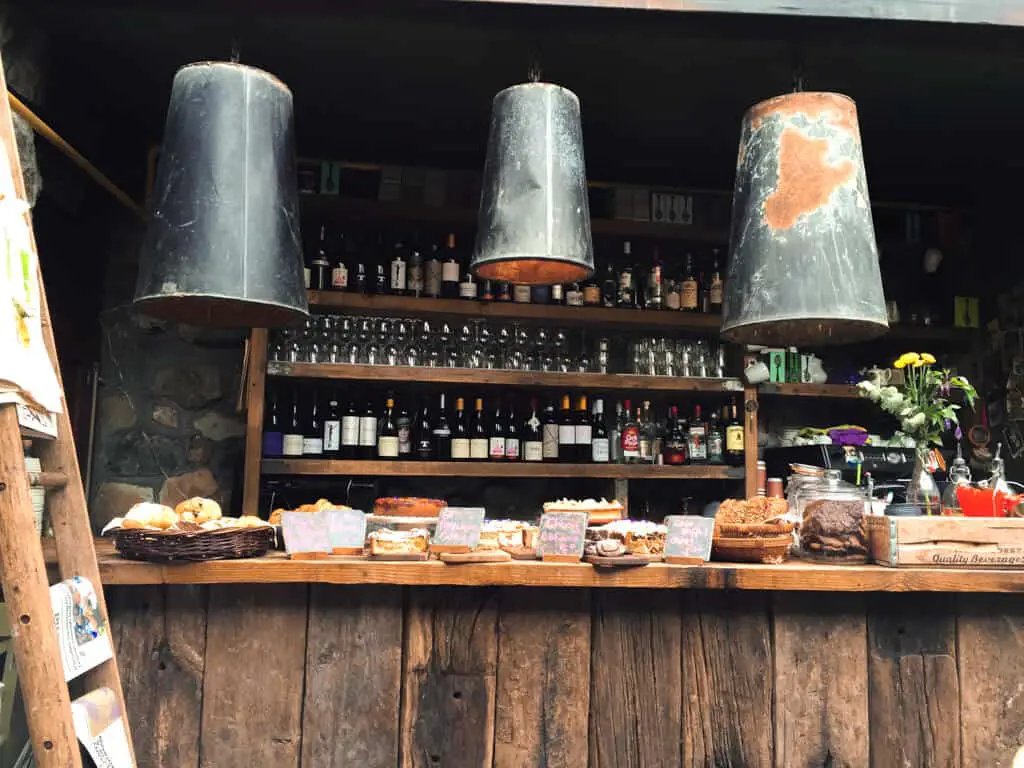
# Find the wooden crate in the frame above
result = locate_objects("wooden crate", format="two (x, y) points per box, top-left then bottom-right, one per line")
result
(868, 516), (1024, 567)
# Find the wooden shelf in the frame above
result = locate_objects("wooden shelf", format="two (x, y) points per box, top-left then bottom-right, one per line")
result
(85, 540), (1024, 592)
(301, 195), (729, 244)
(261, 458), (743, 480)
(759, 383), (861, 399)
(307, 291), (724, 334)
(267, 361), (743, 394)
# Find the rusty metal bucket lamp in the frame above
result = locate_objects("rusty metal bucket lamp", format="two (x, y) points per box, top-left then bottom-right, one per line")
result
(134, 62), (308, 328)
(721, 92), (888, 346)
(471, 83), (595, 286)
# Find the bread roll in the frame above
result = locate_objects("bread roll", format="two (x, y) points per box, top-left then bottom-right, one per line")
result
(175, 497), (222, 524)
(123, 502), (177, 530)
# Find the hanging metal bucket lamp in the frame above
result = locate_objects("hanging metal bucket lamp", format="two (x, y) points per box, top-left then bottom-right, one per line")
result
(472, 83), (594, 286)
(134, 61), (308, 328)
(721, 92), (887, 346)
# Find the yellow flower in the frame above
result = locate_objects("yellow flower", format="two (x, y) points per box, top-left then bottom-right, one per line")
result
(894, 359), (907, 369)
(921, 353), (936, 365)
(912, 359), (925, 367)
(895, 353), (920, 367)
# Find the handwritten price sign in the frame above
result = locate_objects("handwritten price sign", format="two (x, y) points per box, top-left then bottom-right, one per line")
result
(432, 507), (485, 553)
(664, 515), (715, 564)
(537, 511), (588, 562)
(323, 509), (367, 554)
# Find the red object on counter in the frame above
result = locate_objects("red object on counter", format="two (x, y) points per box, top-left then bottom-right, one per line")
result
(956, 485), (1024, 517)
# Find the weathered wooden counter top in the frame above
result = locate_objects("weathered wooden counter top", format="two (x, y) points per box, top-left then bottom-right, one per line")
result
(80, 539), (1024, 591)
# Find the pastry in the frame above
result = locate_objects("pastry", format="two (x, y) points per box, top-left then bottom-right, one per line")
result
(587, 520), (667, 555)
(716, 497), (789, 525)
(373, 497), (447, 517)
(269, 499), (351, 525)
(585, 538), (628, 557)
(478, 520), (533, 550)
(175, 497), (222, 524)
(367, 528), (430, 556)
(542, 498), (623, 525)
(122, 502), (177, 530)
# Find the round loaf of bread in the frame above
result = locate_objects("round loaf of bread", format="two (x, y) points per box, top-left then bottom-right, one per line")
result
(175, 497), (222, 524)
(123, 502), (177, 530)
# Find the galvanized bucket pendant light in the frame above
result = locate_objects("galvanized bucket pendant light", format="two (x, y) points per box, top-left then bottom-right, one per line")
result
(721, 92), (888, 346)
(472, 83), (595, 286)
(135, 61), (308, 328)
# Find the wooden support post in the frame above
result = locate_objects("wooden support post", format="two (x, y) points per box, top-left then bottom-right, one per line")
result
(743, 384), (758, 498)
(0, 406), (80, 767)
(242, 328), (269, 517)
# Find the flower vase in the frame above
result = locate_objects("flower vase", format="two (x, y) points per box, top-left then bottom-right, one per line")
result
(907, 448), (941, 515)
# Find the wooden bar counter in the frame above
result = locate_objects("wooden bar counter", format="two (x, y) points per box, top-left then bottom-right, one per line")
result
(88, 539), (1024, 766)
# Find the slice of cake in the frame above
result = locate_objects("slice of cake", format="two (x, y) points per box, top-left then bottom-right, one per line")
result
(542, 498), (624, 525)
(367, 528), (430, 557)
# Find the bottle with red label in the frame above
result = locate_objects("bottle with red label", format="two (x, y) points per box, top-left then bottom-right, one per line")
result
(621, 398), (641, 463)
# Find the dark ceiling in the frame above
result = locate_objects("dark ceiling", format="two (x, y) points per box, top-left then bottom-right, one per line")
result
(21, 0), (1024, 206)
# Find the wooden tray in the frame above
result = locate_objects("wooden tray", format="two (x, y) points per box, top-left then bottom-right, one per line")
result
(367, 552), (430, 562)
(503, 546), (539, 561)
(584, 553), (661, 568)
(440, 550), (512, 564)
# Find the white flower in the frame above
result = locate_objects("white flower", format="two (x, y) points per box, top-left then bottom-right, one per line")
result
(857, 381), (881, 402)
(902, 412), (926, 431)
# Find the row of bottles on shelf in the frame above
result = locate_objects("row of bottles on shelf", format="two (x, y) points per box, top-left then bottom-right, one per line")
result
(304, 226), (725, 313)
(263, 387), (745, 467)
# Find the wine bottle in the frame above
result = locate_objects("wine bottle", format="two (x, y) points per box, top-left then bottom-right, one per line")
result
(646, 248), (663, 310)
(617, 243), (634, 308)
(377, 397), (399, 459)
(574, 395), (592, 463)
(709, 248), (724, 312)
(524, 399), (543, 462)
(558, 394), (576, 462)
(591, 398), (609, 463)
(414, 401), (434, 461)
(663, 406), (687, 465)
(608, 400), (624, 464)
(426, 243), (443, 298)
(707, 407), (725, 465)
(621, 399), (640, 464)
(637, 400), (654, 463)
(489, 398), (506, 460)
(358, 401), (378, 460)
(283, 391), (304, 457)
(680, 253), (699, 312)
(451, 397), (470, 460)
(470, 397), (489, 460)
(408, 243), (424, 298)
(397, 404), (412, 458)
(341, 400), (360, 459)
(310, 225), (330, 290)
(329, 230), (348, 291)
(601, 263), (617, 308)
(542, 400), (559, 462)
(389, 242), (407, 295)
(433, 393), (453, 460)
(441, 234), (460, 299)
(322, 397), (341, 458)
(688, 404), (708, 464)
(263, 387), (283, 457)
(725, 398), (745, 467)
(505, 402), (520, 461)
(303, 391), (324, 457)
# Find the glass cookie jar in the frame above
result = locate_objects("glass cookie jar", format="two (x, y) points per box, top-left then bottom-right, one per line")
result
(793, 469), (869, 563)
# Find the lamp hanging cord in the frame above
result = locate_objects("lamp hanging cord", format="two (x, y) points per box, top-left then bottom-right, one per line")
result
(7, 91), (144, 218)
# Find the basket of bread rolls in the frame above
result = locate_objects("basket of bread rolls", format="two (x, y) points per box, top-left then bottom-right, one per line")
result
(103, 498), (275, 562)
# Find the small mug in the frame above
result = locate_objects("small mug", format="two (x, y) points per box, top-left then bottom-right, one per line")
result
(744, 359), (771, 384)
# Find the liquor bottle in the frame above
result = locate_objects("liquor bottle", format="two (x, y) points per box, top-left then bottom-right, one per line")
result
(322, 397), (341, 458)
(470, 397), (489, 460)
(354, 262), (369, 294)
(591, 398), (610, 463)
(374, 263), (388, 295)
(303, 258), (311, 291)
(408, 245), (424, 297)
(482, 280), (495, 302)
(646, 248), (663, 310)
(513, 284), (531, 303)
(707, 407), (725, 464)
(542, 400), (559, 462)
(263, 388), (283, 457)
(574, 395), (592, 463)
(565, 282), (584, 307)
(358, 401), (378, 460)
(441, 234), (460, 299)
(505, 402), (521, 461)
(680, 253), (699, 312)
(396, 404), (412, 458)
(687, 404), (708, 463)
(700, 270), (711, 313)
(310, 225), (331, 290)
(498, 283), (513, 302)
(433, 393), (453, 460)
(550, 284), (565, 305)
(459, 269), (478, 300)
(451, 397), (470, 460)
(663, 406), (688, 465)
(601, 263), (617, 308)
(608, 400), (624, 463)
(329, 231), (348, 291)
(583, 273), (601, 306)
(638, 400), (655, 463)
(414, 402), (434, 461)
(489, 398), (506, 460)
(709, 249), (724, 312)
(725, 398), (745, 467)
(533, 285), (551, 304)
(341, 400), (360, 459)
(282, 391), (304, 457)
(558, 394), (576, 462)
(426, 243), (443, 298)
(621, 399), (641, 463)
(665, 272), (681, 311)
(523, 399), (543, 462)
(377, 397), (400, 459)
(617, 256), (634, 308)
(302, 391), (324, 456)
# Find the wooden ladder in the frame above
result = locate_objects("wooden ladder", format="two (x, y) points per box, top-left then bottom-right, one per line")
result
(0, 56), (135, 766)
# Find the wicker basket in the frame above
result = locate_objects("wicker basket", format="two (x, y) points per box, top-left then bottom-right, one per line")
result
(714, 521), (795, 538)
(114, 526), (276, 562)
(712, 534), (793, 564)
